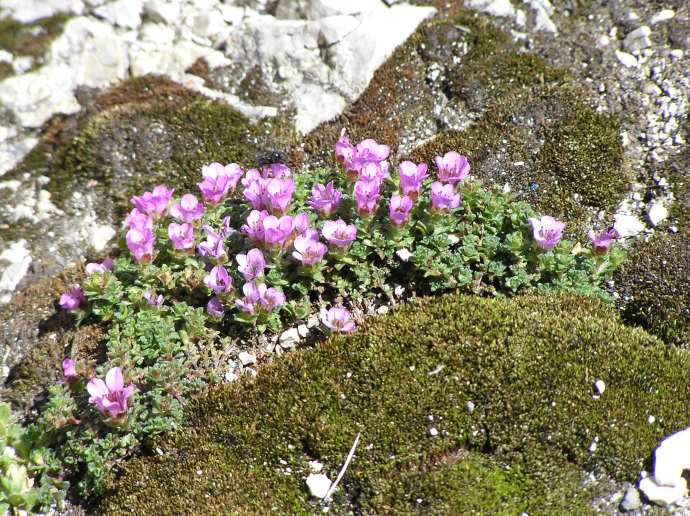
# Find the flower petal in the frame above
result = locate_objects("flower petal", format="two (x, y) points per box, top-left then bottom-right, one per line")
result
(105, 367), (124, 392)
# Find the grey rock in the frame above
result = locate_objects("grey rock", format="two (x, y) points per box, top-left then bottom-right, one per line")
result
(279, 328), (300, 348)
(624, 26), (652, 54)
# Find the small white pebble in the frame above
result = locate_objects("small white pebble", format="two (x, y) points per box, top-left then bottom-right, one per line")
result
(196, 469), (203, 476)
(594, 380), (606, 395)
(306, 473), (332, 499)
(648, 415), (656, 424)
(589, 441), (598, 452)
(466, 401), (475, 413)
(429, 427), (439, 437)
(238, 351), (256, 366)
(309, 460), (323, 473)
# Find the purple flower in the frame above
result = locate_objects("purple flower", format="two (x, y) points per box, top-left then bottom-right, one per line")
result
(241, 168), (262, 188)
(62, 358), (78, 380)
(588, 227), (618, 254)
(263, 215), (294, 249)
(359, 161), (390, 184)
(354, 179), (381, 216)
(125, 208), (153, 231)
(143, 289), (163, 307)
(389, 194), (414, 228)
(399, 161), (429, 199)
(199, 163), (244, 204)
(204, 265), (234, 294)
(352, 138), (390, 170)
(243, 177), (266, 210)
(85, 258), (113, 275)
(207, 296), (225, 318)
(241, 210), (269, 243)
(59, 285), (85, 311)
(126, 226), (155, 262)
(170, 194), (205, 223)
(168, 222), (195, 250)
(130, 185), (174, 217)
(291, 212), (310, 237)
(322, 306), (356, 333)
(235, 282), (285, 314)
(263, 178), (295, 215)
(87, 367), (134, 420)
(434, 152), (470, 185)
(528, 216), (565, 250)
(236, 248), (266, 281)
(321, 219), (357, 248)
(292, 235), (328, 266)
(335, 135), (355, 169)
(197, 226), (227, 260)
(262, 163), (291, 179)
(430, 181), (461, 212)
(261, 285), (285, 311)
(308, 181), (342, 216)
(235, 282), (262, 314)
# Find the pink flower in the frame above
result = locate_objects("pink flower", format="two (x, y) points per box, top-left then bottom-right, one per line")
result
(359, 161), (390, 184)
(197, 226), (227, 260)
(398, 161), (429, 198)
(170, 194), (205, 223)
(125, 208), (153, 231)
(87, 367), (134, 420)
(352, 138), (390, 170)
(241, 210), (270, 243)
(59, 286), (85, 311)
(235, 282), (285, 314)
(354, 179), (381, 216)
(85, 258), (113, 275)
(236, 248), (266, 281)
(434, 152), (470, 185)
(204, 265), (234, 294)
(308, 181), (342, 216)
(62, 358), (78, 380)
(389, 194), (414, 228)
(143, 289), (163, 307)
(126, 226), (155, 262)
(262, 215), (294, 249)
(588, 227), (618, 254)
(291, 212), (310, 237)
(528, 216), (565, 250)
(130, 185), (174, 217)
(207, 297), (225, 318)
(262, 163), (291, 179)
(321, 219), (357, 248)
(198, 163), (244, 204)
(292, 235), (328, 266)
(335, 135), (355, 169)
(168, 222), (195, 250)
(263, 178), (295, 215)
(430, 181), (461, 212)
(261, 285), (285, 311)
(322, 306), (356, 333)
(243, 177), (266, 210)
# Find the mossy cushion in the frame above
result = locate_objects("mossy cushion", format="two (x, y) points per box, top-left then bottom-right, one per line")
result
(101, 293), (690, 514)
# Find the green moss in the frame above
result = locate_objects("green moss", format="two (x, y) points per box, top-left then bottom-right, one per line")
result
(0, 13), (71, 64)
(0, 61), (13, 81)
(537, 108), (624, 212)
(21, 76), (259, 218)
(409, 84), (626, 233)
(102, 293), (690, 513)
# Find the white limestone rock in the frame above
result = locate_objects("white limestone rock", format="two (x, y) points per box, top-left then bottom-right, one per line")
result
(0, 0), (84, 23)
(0, 240), (31, 304)
(615, 50), (638, 68)
(222, 3), (435, 133)
(624, 26), (652, 54)
(0, 66), (80, 127)
(143, 0), (181, 24)
(526, 0), (557, 34)
(650, 9), (674, 25)
(647, 202), (668, 227)
(614, 213), (645, 238)
(306, 473), (332, 499)
(639, 427), (690, 506)
(94, 0), (143, 29)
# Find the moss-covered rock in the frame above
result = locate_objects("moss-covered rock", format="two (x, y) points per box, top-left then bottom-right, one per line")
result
(101, 292), (690, 514)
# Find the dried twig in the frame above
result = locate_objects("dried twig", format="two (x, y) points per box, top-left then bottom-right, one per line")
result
(323, 432), (361, 502)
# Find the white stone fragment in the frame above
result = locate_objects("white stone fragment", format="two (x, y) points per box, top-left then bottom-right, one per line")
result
(429, 427), (439, 437)
(623, 26), (652, 53)
(615, 51), (638, 68)
(0, 50), (12, 64)
(0, 0), (84, 23)
(238, 351), (256, 366)
(94, 0), (143, 29)
(396, 249), (412, 262)
(466, 0), (518, 19)
(648, 202), (668, 226)
(614, 210), (645, 238)
(306, 473), (332, 499)
(639, 476), (687, 506)
(650, 9), (675, 25)
(594, 379), (606, 395)
(224, 370), (239, 382)
(525, 0), (557, 34)
(638, 427), (690, 506)
(279, 328), (301, 348)
(621, 486), (642, 511)
(308, 460), (323, 473)
(0, 240), (31, 304)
